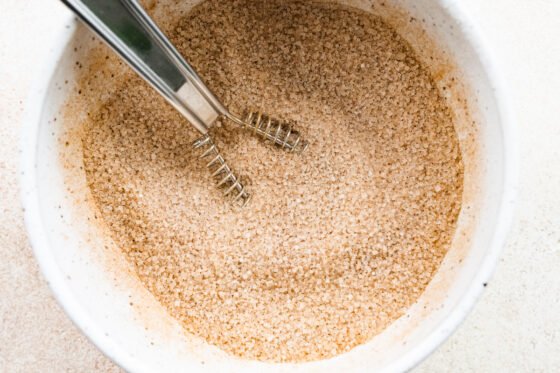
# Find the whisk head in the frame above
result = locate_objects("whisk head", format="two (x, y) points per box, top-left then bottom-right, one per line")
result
(242, 111), (309, 153)
(191, 111), (308, 206)
(193, 133), (251, 207)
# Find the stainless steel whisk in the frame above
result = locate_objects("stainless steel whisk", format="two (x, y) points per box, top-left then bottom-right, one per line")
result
(62, 0), (308, 206)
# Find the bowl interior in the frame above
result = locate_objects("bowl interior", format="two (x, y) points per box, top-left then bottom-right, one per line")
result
(23, 0), (511, 371)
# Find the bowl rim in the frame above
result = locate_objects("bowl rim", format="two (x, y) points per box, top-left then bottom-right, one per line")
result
(387, 0), (519, 370)
(20, 1), (518, 372)
(19, 15), (145, 372)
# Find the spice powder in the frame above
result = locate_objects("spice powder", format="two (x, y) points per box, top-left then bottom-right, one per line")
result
(80, 0), (464, 363)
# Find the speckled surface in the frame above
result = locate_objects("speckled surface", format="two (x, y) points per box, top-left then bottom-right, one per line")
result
(1, 0), (559, 371)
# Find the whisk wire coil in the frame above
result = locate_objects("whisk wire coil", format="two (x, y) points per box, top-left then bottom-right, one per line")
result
(193, 134), (250, 207)
(242, 111), (309, 153)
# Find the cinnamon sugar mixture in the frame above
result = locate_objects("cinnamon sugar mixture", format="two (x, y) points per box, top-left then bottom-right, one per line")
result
(80, 0), (463, 362)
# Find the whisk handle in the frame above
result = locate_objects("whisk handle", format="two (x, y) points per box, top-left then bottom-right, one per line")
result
(60, 0), (228, 133)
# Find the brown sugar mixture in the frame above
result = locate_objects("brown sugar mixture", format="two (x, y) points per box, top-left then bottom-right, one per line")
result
(80, 0), (464, 363)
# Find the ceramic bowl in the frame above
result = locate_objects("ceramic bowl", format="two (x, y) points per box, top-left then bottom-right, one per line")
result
(21, 0), (516, 371)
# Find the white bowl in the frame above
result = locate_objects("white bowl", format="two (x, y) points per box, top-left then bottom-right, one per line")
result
(21, 0), (517, 371)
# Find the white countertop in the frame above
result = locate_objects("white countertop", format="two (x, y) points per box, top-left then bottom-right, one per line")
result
(1, 0), (559, 371)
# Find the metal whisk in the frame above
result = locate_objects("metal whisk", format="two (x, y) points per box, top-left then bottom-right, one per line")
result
(62, 0), (308, 206)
